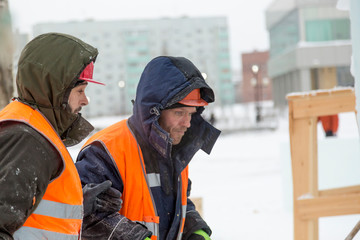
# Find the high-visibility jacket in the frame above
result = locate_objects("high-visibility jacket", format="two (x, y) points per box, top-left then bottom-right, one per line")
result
(83, 119), (189, 240)
(0, 101), (83, 240)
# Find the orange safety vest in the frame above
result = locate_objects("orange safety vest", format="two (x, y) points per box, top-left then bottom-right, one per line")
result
(83, 119), (188, 240)
(0, 101), (83, 240)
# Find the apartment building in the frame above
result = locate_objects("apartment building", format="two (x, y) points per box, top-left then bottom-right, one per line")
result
(33, 16), (234, 117)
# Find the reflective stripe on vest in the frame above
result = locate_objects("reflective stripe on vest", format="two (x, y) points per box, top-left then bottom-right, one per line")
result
(0, 101), (83, 239)
(176, 171), (189, 240)
(140, 220), (159, 238)
(32, 199), (82, 219)
(13, 226), (78, 240)
(147, 173), (161, 187)
(83, 119), (189, 240)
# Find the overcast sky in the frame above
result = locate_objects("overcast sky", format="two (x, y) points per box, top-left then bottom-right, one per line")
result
(8, 0), (274, 72)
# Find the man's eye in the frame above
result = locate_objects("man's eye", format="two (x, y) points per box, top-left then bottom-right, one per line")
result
(175, 111), (183, 116)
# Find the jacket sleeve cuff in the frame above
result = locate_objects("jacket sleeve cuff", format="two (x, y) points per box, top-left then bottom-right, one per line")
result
(110, 217), (152, 239)
(81, 213), (152, 240)
(0, 232), (13, 240)
(182, 210), (212, 240)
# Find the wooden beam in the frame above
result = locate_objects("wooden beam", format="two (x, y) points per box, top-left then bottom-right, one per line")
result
(286, 88), (354, 100)
(296, 193), (360, 220)
(190, 197), (203, 216)
(287, 88), (355, 119)
(289, 117), (318, 197)
(293, 218), (318, 240)
(319, 185), (360, 197)
(289, 99), (319, 240)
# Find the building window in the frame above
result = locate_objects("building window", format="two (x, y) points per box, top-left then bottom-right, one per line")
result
(269, 9), (300, 57)
(305, 19), (350, 42)
(337, 66), (354, 87)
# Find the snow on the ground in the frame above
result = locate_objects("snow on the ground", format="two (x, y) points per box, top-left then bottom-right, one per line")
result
(189, 122), (292, 240)
(68, 108), (360, 240)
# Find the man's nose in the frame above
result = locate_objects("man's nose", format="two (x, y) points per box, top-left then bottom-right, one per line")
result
(81, 94), (89, 106)
(182, 115), (191, 128)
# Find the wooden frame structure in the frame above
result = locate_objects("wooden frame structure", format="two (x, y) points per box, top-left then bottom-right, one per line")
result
(287, 88), (359, 240)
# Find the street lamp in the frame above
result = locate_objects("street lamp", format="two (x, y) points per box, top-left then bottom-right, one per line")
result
(251, 64), (261, 123)
(251, 65), (259, 75)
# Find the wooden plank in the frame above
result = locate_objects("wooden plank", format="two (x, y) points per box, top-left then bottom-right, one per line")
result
(286, 88), (354, 100)
(319, 185), (360, 197)
(190, 197), (203, 216)
(289, 117), (318, 199)
(289, 99), (319, 240)
(293, 218), (318, 240)
(296, 193), (360, 220)
(291, 93), (355, 119)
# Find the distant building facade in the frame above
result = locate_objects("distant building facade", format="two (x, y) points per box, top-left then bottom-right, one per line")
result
(241, 50), (272, 103)
(11, 31), (30, 97)
(265, 0), (353, 109)
(32, 17), (234, 117)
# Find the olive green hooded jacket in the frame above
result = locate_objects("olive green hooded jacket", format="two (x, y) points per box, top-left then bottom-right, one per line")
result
(16, 32), (98, 146)
(0, 33), (99, 239)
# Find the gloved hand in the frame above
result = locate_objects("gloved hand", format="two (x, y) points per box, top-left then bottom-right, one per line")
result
(97, 183), (123, 213)
(144, 238), (151, 240)
(188, 229), (211, 240)
(83, 180), (122, 217)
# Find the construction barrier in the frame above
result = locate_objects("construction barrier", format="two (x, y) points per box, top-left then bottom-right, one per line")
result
(287, 88), (359, 240)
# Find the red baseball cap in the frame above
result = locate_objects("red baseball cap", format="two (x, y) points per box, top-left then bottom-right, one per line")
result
(79, 62), (105, 85)
(178, 88), (208, 106)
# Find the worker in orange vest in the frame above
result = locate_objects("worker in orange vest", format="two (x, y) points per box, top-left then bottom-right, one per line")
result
(318, 114), (339, 137)
(0, 33), (121, 239)
(76, 56), (220, 240)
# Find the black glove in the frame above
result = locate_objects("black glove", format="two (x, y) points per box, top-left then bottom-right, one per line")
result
(98, 185), (122, 213)
(83, 180), (122, 217)
(188, 230), (211, 240)
(81, 213), (152, 240)
(110, 217), (152, 239)
(182, 211), (212, 240)
(188, 234), (205, 240)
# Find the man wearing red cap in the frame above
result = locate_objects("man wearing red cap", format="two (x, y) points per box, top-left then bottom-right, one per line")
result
(0, 33), (121, 240)
(76, 56), (221, 240)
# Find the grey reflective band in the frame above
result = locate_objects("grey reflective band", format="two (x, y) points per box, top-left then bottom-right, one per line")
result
(177, 232), (183, 240)
(175, 204), (188, 240)
(141, 221), (159, 237)
(147, 173), (161, 187)
(182, 205), (187, 218)
(32, 199), (82, 219)
(14, 226), (78, 240)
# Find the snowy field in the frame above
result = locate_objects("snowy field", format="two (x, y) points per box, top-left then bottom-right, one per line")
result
(68, 109), (360, 240)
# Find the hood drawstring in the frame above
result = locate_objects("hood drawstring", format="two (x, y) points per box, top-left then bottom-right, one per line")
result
(150, 107), (160, 116)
